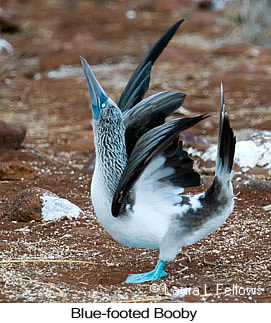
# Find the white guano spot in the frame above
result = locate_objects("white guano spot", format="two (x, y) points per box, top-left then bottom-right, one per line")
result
(263, 204), (271, 212)
(41, 193), (83, 221)
(126, 10), (136, 20)
(200, 131), (271, 172)
(0, 39), (13, 55)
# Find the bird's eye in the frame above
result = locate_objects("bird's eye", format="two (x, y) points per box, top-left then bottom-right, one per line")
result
(101, 102), (106, 108)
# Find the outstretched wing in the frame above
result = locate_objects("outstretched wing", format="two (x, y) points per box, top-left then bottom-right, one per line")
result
(123, 91), (186, 157)
(112, 115), (208, 217)
(118, 19), (184, 112)
(161, 138), (201, 188)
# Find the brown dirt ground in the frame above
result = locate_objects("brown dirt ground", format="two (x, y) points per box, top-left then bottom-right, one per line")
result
(0, 0), (270, 302)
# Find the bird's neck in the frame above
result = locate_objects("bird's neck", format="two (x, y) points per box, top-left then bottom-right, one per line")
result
(92, 109), (127, 199)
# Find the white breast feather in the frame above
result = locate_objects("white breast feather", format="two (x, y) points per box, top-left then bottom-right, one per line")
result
(125, 155), (184, 248)
(91, 154), (187, 249)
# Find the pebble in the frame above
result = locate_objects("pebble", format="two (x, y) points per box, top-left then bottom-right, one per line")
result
(197, 0), (212, 10)
(8, 187), (84, 222)
(0, 120), (26, 150)
(0, 9), (20, 33)
(263, 204), (271, 212)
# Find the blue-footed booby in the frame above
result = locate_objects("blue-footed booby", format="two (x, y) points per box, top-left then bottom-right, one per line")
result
(81, 20), (236, 283)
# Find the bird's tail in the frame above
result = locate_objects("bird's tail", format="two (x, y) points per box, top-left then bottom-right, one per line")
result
(215, 83), (236, 180)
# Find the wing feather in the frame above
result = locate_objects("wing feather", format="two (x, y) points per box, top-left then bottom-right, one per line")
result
(118, 19), (184, 112)
(112, 115), (208, 217)
(123, 91), (186, 156)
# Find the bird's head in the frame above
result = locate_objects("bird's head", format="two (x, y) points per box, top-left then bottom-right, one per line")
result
(80, 57), (118, 122)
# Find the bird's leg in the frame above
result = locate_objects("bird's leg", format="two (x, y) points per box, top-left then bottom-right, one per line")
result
(125, 260), (167, 284)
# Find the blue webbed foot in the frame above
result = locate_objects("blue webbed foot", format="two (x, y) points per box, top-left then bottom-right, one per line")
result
(125, 260), (167, 284)
(125, 269), (167, 284)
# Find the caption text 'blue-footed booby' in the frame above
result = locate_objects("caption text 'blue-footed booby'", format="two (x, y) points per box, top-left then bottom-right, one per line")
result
(80, 19), (236, 284)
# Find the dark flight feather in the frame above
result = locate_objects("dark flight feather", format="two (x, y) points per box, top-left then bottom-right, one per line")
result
(112, 114), (208, 217)
(216, 84), (236, 174)
(161, 139), (201, 187)
(123, 91), (186, 156)
(118, 19), (184, 112)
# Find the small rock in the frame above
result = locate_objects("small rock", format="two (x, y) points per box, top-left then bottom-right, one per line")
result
(263, 204), (271, 212)
(0, 9), (20, 33)
(9, 187), (84, 222)
(197, 0), (212, 10)
(0, 161), (34, 180)
(0, 120), (26, 149)
(0, 39), (14, 55)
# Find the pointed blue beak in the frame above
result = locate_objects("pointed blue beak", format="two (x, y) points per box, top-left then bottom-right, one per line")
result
(80, 56), (108, 120)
